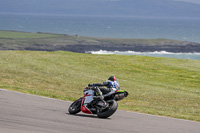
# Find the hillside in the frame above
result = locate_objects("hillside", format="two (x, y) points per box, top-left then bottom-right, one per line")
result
(1, 31), (200, 53)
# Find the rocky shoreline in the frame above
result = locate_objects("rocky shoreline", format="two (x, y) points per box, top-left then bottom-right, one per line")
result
(24, 43), (200, 53)
(66, 44), (200, 53)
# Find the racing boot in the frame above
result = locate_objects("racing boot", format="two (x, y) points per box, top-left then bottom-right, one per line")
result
(93, 95), (104, 101)
(93, 87), (104, 101)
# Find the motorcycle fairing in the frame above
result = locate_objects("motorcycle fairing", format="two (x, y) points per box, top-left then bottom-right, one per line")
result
(81, 89), (94, 114)
(103, 88), (117, 97)
(81, 104), (92, 114)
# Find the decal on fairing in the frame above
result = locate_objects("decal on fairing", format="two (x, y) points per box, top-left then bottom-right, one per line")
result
(115, 90), (125, 93)
(81, 91), (93, 114)
(81, 105), (92, 114)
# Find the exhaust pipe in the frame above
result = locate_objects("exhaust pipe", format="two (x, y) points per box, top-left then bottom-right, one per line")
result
(115, 91), (128, 99)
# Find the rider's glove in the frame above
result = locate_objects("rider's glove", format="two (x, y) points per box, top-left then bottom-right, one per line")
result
(88, 84), (93, 87)
(90, 86), (98, 91)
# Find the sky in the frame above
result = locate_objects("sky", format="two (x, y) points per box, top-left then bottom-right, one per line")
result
(1, 0), (200, 18)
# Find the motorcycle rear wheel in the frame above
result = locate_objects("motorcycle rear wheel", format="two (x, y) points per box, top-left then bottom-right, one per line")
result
(68, 100), (81, 114)
(97, 100), (118, 118)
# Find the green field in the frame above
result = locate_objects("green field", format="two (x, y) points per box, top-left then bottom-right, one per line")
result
(0, 51), (200, 121)
(0, 30), (59, 38)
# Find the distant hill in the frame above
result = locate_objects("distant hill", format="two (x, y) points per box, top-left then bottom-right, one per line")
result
(1, 0), (200, 18)
(176, 0), (200, 4)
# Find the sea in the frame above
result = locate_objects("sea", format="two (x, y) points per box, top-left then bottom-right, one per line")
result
(0, 13), (200, 60)
(89, 50), (200, 60)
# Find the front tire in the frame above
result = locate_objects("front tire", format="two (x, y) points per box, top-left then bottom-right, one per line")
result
(97, 100), (118, 118)
(68, 99), (81, 114)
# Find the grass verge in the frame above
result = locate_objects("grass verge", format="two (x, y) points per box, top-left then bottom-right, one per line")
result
(0, 51), (199, 121)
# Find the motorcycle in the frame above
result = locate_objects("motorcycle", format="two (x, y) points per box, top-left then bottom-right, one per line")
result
(68, 86), (128, 118)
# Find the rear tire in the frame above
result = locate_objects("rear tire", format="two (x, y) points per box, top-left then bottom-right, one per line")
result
(97, 100), (118, 118)
(68, 100), (81, 114)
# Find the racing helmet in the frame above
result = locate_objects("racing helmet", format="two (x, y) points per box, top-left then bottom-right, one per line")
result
(108, 76), (117, 81)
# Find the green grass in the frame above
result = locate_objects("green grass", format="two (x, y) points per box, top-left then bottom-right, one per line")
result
(0, 51), (200, 121)
(0, 31), (59, 38)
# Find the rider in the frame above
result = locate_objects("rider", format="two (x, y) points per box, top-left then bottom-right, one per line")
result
(88, 76), (120, 100)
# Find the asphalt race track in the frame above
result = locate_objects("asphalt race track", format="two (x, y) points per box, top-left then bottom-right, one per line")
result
(0, 89), (199, 133)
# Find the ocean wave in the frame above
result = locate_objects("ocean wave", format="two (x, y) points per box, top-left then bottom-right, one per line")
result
(88, 50), (200, 55)
(87, 50), (200, 60)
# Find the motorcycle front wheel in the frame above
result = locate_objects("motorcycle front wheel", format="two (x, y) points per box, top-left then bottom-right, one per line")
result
(68, 99), (81, 114)
(97, 100), (118, 118)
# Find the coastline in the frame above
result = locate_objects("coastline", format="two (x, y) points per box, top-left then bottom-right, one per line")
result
(1, 30), (200, 53)
(57, 44), (200, 53)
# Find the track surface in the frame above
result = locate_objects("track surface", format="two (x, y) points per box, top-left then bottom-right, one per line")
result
(0, 89), (199, 133)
